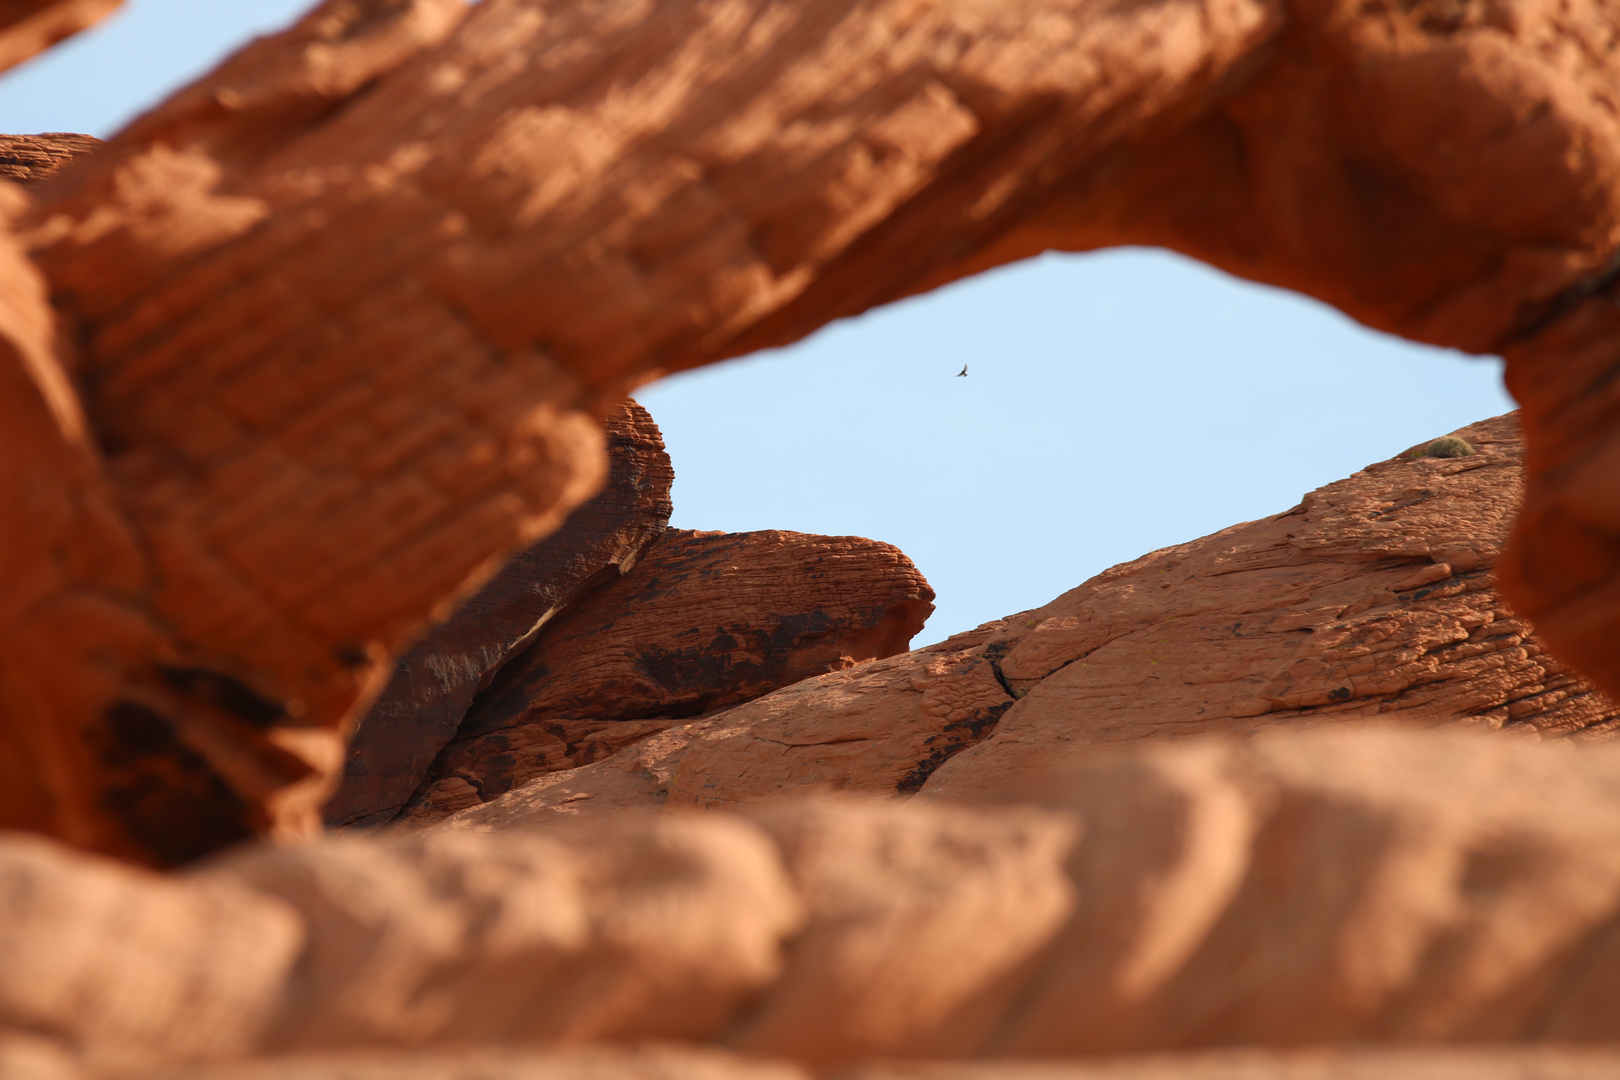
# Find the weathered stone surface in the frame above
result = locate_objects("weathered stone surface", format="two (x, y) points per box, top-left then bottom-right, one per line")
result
(0, 833), (300, 1069)
(439, 414), (1616, 826)
(2, 0), (1620, 864)
(0, 1034), (77, 1080)
(39, 1046), (1620, 1079)
(442, 727), (1620, 1056)
(925, 412), (1620, 799)
(197, 815), (801, 1053)
(0, 2), (119, 75)
(126, 1047), (811, 1080)
(968, 727), (1620, 1054)
(402, 528), (934, 823)
(0, 134), (100, 186)
(726, 799), (1075, 1064)
(848, 1050), (1620, 1080)
(12, 727), (1620, 1073)
(325, 399), (673, 829)
(74, 1047), (1620, 1079)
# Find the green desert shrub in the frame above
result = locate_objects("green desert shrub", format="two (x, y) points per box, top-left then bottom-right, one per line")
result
(1424, 435), (1475, 458)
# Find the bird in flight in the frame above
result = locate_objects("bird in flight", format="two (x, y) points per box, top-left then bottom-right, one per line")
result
(956, 364), (968, 377)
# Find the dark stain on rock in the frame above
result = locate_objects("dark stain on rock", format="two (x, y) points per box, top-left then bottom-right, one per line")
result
(896, 700), (1014, 794)
(158, 665), (288, 727)
(94, 700), (255, 865)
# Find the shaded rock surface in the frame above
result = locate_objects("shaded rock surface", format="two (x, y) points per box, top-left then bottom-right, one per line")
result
(324, 399), (673, 829)
(8, 726), (1620, 1074)
(438, 415), (1616, 828)
(0, 2), (119, 75)
(403, 528), (935, 823)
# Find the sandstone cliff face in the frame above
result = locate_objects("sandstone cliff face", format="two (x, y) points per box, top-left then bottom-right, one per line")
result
(440, 414), (1616, 828)
(7, 726), (1620, 1076)
(325, 399), (674, 829)
(403, 527), (936, 823)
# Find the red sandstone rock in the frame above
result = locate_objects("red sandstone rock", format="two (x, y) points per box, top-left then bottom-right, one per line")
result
(0, 2), (118, 75)
(126, 1047), (811, 1080)
(324, 399), (673, 829)
(402, 528), (935, 822)
(439, 415), (1616, 826)
(924, 412), (1620, 800)
(0, 135), (100, 186)
(202, 815), (802, 1052)
(19, 1046), (1620, 1079)
(0, 0), (1619, 864)
(0, 833), (300, 1068)
(8, 727), (1620, 1073)
(847, 1051), (1620, 1080)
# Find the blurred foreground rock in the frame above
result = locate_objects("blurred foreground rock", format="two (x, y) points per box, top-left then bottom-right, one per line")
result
(107, 1048), (1620, 1080)
(6, 726), (1620, 1075)
(0, 2), (118, 74)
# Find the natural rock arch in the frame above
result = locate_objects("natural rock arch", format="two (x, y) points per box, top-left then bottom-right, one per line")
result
(0, 0), (1617, 863)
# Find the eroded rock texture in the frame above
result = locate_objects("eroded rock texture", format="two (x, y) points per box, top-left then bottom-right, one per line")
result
(404, 527), (935, 822)
(8, 726), (1620, 1075)
(1, 0), (1620, 865)
(438, 415), (1616, 827)
(325, 399), (673, 829)
(0, 134), (100, 186)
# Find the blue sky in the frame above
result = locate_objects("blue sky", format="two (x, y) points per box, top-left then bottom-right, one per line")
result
(1, 2), (1516, 645)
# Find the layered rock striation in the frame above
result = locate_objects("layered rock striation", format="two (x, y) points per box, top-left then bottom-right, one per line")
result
(325, 399), (674, 829)
(0, 134), (101, 186)
(438, 414), (1617, 829)
(404, 526), (936, 822)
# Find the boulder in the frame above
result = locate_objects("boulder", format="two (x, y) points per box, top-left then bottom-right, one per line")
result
(436, 414), (1616, 828)
(403, 528), (935, 822)
(324, 399), (673, 828)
